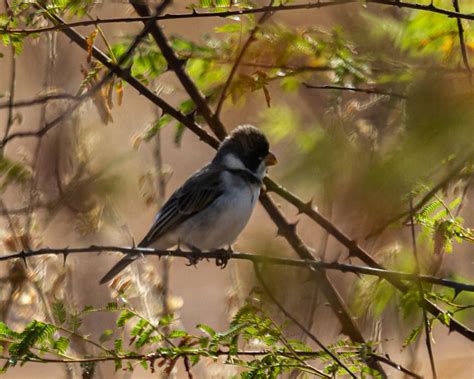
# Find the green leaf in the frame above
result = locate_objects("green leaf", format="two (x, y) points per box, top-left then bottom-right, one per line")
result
(402, 324), (422, 349)
(0, 322), (18, 340)
(214, 23), (241, 34)
(52, 301), (67, 325)
(197, 323), (216, 338)
(53, 336), (69, 354)
(116, 310), (135, 328)
(10, 321), (56, 359)
(159, 314), (174, 327)
(135, 326), (154, 348)
(105, 302), (119, 311)
(114, 338), (123, 353)
(68, 313), (82, 332)
(168, 330), (188, 339)
(99, 329), (114, 343)
(142, 114), (172, 142)
(130, 319), (149, 337)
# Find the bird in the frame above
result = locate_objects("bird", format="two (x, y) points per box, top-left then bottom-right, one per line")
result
(100, 125), (277, 284)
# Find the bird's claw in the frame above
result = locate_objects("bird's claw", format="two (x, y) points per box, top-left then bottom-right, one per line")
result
(186, 249), (202, 267)
(215, 247), (233, 269)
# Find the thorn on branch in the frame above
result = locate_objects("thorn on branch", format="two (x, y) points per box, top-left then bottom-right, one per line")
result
(276, 227), (286, 237)
(63, 250), (69, 266)
(288, 221), (298, 234)
(19, 250), (29, 267)
(453, 288), (463, 301)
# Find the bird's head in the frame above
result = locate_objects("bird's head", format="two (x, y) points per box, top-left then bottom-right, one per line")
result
(214, 125), (277, 179)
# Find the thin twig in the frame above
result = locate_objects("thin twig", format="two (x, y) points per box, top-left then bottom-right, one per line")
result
(0, 93), (77, 109)
(25, 32), (56, 236)
(452, 0), (471, 79)
(409, 197), (437, 379)
(1, 37), (16, 157)
(214, 0), (275, 117)
(2, 0), (474, 36)
(303, 82), (407, 99)
(370, 353), (422, 379)
(365, 153), (474, 239)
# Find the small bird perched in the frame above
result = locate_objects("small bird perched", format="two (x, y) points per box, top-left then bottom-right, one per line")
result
(100, 125), (277, 284)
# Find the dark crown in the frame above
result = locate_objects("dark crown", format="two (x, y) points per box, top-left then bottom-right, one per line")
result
(214, 125), (270, 171)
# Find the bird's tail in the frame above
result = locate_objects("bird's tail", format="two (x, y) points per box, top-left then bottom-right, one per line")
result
(99, 254), (140, 285)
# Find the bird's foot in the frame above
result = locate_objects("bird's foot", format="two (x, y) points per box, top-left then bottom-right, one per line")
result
(185, 246), (203, 267)
(215, 246), (233, 269)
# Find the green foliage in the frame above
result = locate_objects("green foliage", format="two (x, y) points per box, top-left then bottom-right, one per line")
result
(0, 301), (380, 377)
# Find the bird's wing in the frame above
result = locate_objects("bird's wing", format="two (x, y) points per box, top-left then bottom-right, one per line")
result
(138, 165), (224, 247)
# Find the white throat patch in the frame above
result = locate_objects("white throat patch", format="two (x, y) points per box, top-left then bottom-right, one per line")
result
(222, 153), (267, 181)
(222, 153), (246, 170)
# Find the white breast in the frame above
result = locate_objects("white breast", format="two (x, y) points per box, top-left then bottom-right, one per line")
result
(172, 171), (260, 250)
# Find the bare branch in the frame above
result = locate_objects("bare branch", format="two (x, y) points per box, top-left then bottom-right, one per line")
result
(366, 153), (474, 239)
(0, 93), (78, 109)
(452, 0), (472, 77)
(1, 245), (472, 293)
(370, 353), (422, 378)
(303, 83), (407, 99)
(2, 0), (474, 36)
(1, 38), (16, 157)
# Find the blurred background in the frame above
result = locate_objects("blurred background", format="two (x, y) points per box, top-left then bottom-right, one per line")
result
(0, 0), (473, 377)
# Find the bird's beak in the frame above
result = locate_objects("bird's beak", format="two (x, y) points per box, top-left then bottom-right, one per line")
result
(264, 152), (278, 166)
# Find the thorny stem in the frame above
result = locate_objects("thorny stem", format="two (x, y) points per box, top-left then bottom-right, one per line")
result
(303, 82), (407, 99)
(2, 0), (474, 36)
(0, 246), (472, 292)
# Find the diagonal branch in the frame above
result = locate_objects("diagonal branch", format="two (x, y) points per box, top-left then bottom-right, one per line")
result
(258, 194), (387, 376)
(130, 0), (227, 140)
(264, 179), (474, 340)
(365, 153), (474, 239)
(452, 0), (471, 76)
